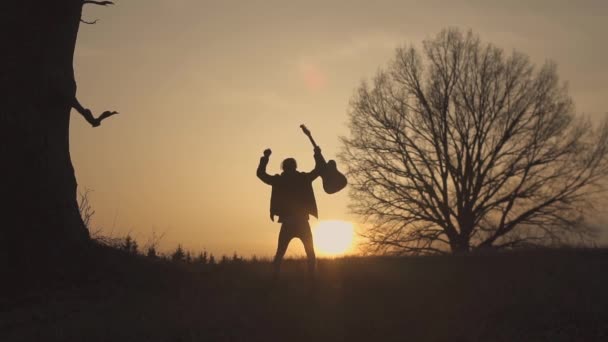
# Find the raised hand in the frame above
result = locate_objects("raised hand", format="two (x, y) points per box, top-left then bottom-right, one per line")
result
(263, 148), (272, 157)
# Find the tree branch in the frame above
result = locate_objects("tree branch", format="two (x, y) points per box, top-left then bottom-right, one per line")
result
(80, 18), (98, 25)
(81, 1), (114, 24)
(83, 1), (115, 6)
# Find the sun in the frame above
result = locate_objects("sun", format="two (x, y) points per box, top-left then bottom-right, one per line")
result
(313, 220), (355, 257)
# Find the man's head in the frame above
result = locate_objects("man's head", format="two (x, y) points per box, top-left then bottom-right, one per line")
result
(281, 158), (297, 173)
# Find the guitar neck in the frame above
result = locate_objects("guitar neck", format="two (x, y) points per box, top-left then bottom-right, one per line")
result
(300, 125), (320, 149)
(305, 133), (318, 148)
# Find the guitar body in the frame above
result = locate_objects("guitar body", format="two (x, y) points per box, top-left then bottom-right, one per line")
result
(300, 124), (347, 194)
(321, 160), (347, 194)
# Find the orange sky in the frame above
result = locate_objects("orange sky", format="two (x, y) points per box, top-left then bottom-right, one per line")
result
(71, 0), (608, 257)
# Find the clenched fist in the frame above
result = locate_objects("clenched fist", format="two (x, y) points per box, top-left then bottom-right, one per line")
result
(263, 149), (272, 157)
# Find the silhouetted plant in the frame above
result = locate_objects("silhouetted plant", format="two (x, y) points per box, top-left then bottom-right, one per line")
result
(195, 251), (208, 265)
(208, 254), (216, 265)
(78, 189), (95, 232)
(171, 244), (186, 262)
(232, 252), (242, 263)
(77, 188), (106, 239)
(146, 245), (158, 258)
(342, 28), (608, 255)
(122, 235), (139, 255)
(143, 231), (165, 259)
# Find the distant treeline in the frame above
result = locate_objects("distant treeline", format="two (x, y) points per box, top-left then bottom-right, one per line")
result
(93, 234), (269, 265)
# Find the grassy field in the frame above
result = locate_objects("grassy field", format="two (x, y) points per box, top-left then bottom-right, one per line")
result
(2, 247), (608, 341)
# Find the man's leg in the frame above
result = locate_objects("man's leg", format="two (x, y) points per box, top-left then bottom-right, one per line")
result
(273, 224), (292, 279)
(300, 222), (316, 277)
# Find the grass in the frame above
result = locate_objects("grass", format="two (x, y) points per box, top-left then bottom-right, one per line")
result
(2, 246), (608, 341)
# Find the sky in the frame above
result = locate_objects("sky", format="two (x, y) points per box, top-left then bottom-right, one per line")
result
(72, 0), (608, 257)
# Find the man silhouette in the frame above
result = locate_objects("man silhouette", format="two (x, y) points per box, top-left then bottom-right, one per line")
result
(257, 147), (325, 279)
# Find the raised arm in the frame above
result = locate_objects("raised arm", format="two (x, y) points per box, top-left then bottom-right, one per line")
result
(257, 148), (277, 185)
(307, 146), (326, 181)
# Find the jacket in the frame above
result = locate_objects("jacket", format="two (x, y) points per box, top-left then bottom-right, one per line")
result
(257, 151), (325, 222)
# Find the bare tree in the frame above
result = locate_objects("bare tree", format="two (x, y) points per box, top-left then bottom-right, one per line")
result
(341, 28), (608, 255)
(1, 1), (114, 260)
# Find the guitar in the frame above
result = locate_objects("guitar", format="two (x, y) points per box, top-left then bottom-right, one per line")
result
(300, 124), (347, 194)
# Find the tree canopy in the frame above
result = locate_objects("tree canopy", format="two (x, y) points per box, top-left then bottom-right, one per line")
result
(341, 28), (608, 254)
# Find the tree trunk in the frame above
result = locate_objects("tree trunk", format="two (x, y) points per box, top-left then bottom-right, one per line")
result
(449, 236), (470, 255)
(1, 1), (89, 265)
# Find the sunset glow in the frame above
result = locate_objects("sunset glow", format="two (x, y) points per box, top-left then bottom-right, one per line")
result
(313, 220), (355, 256)
(67, 1), (608, 257)
(7, 1), (607, 339)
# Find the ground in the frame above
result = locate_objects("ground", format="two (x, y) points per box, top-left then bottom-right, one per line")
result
(2, 247), (607, 341)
